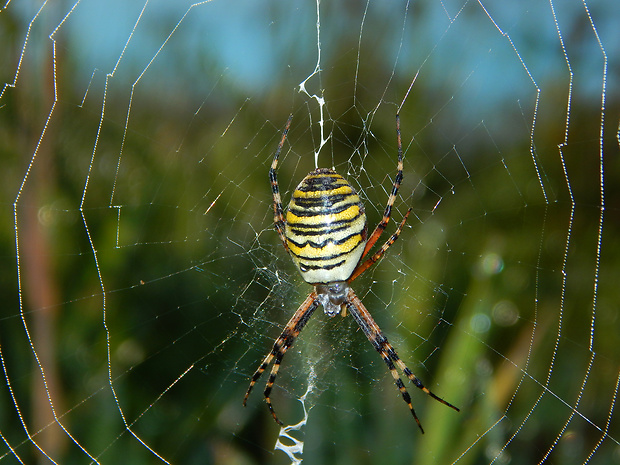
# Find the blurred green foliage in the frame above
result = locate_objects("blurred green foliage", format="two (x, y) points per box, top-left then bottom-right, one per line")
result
(1, 2), (619, 465)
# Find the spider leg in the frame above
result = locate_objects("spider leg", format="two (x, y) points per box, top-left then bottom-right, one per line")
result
(345, 289), (458, 433)
(360, 114), (404, 260)
(269, 115), (294, 252)
(348, 207), (411, 283)
(243, 291), (319, 425)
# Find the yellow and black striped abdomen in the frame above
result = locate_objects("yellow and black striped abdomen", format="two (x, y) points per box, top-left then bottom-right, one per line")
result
(285, 168), (367, 284)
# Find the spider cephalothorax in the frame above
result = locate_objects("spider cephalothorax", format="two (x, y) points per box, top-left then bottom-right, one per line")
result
(243, 114), (459, 433)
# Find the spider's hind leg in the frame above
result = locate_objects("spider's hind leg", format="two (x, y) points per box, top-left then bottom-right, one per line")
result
(269, 115), (293, 252)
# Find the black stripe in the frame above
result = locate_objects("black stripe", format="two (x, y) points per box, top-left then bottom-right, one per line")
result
(297, 259), (346, 271)
(287, 231), (362, 251)
(287, 213), (365, 231)
(296, 178), (344, 193)
(288, 222), (353, 236)
(292, 193), (351, 208)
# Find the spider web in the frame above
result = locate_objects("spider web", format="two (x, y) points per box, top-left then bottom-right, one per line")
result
(1, 0), (619, 463)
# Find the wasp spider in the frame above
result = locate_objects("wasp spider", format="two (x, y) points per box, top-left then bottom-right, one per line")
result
(243, 114), (459, 433)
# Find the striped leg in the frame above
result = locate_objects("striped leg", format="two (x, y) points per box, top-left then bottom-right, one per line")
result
(360, 114), (405, 260)
(345, 289), (459, 433)
(269, 115), (294, 252)
(243, 292), (319, 425)
(348, 207), (411, 283)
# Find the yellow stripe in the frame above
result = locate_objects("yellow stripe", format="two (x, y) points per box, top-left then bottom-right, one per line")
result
(287, 234), (363, 258)
(292, 184), (353, 199)
(286, 204), (361, 226)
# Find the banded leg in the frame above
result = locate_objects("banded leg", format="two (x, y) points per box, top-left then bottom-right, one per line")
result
(360, 114), (405, 260)
(269, 115), (294, 252)
(348, 207), (411, 283)
(243, 291), (319, 425)
(345, 289), (459, 433)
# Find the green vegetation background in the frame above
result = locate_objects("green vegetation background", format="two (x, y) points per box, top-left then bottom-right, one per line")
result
(1, 2), (618, 465)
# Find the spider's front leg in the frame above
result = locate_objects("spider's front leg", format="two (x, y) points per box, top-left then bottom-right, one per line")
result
(345, 288), (459, 433)
(243, 292), (319, 425)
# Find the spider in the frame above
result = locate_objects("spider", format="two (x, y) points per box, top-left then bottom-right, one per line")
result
(243, 114), (459, 433)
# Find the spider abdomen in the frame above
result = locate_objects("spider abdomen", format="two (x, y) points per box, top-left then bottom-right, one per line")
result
(285, 168), (367, 284)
